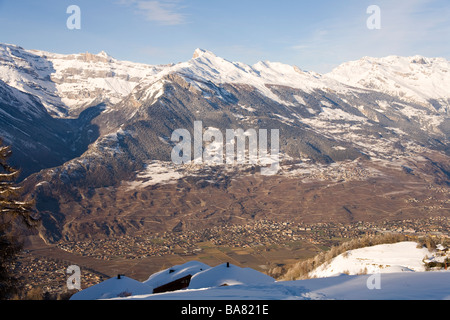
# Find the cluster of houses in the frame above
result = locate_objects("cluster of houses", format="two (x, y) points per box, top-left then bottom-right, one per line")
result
(69, 261), (275, 300)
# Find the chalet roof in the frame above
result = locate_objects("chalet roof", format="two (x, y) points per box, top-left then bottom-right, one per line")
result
(143, 261), (211, 290)
(188, 262), (275, 289)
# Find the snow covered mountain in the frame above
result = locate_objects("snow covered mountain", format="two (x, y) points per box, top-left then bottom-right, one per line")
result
(0, 43), (449, 242)
(326, 55), (450, 112)
(0, 44), (343, 118)
(3, 43), (448, 120)
(0, 43), (165, 118)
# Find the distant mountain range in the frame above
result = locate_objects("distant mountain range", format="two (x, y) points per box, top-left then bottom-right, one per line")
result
(0, 43), (448, 243)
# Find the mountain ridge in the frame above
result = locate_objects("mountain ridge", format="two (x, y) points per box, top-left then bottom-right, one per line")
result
(3, 43), (449, 118)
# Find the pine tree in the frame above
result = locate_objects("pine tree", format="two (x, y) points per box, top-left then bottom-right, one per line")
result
(0, 141), (37, 228)
(0, 139), (38, 299)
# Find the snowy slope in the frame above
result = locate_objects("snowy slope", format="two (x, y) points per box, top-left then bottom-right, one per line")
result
(110, 271), (450, 300)
(326, 55), (450, 110)
(309, 242), (432, 278)
(70, 275), (153, 300)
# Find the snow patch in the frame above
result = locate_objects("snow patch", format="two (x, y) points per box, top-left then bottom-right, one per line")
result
(309, 242), (431, 278)
(125, 161), (184, 189)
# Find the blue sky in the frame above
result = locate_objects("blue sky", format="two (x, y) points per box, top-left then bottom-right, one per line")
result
(0, 0), (449, 73)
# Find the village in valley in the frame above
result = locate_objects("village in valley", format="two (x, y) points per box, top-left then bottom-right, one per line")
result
(54, 217), (449, 259)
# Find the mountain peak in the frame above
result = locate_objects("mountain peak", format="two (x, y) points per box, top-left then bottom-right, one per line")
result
(192, 48), (216, 59)
(97, 50), (110, 58)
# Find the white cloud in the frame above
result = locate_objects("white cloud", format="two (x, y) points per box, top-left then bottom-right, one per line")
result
(118, 0), (186, 25)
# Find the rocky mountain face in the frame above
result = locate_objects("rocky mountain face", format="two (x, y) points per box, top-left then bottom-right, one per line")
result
(0, 43), (448, 243)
